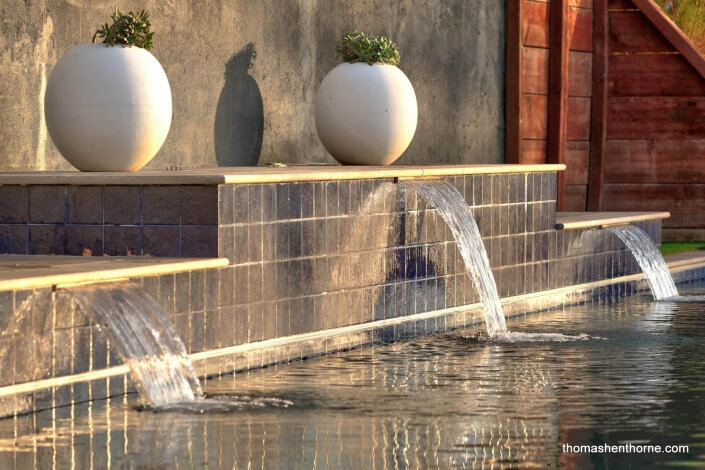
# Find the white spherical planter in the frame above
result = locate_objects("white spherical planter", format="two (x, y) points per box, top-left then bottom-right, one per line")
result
(314, 63), (418, 165)
(44, 44), (172, 172)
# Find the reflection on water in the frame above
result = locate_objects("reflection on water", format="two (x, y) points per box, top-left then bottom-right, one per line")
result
(1, 283), (705, 468)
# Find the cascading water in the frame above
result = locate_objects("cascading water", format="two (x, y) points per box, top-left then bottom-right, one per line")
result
(608, 225), (678, 300)
(409, 181), (507, 337)
(64, 283), (202, 408)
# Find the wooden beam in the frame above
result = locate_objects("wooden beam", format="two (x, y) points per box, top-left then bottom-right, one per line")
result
(630, 0), (705, 80)
(587, 0), (608, 211)
(505, 0), (523, 163)
(547, 0), (570, 209)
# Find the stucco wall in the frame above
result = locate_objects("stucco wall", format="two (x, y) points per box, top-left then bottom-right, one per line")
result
(0, 1), (505, 170)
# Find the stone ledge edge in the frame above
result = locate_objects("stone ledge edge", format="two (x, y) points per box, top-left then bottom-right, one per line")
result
(0, 164), (566, 186)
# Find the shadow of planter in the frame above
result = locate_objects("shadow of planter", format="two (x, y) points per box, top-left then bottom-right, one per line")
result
(214, 43), (264, 167)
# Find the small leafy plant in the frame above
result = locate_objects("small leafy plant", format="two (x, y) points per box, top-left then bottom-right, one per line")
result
(336, 31), (400, 66)
(92, 8), (154, 50)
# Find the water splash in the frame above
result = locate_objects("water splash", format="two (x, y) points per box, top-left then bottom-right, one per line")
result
(136, 395), (294, 414)
(608, 225), (678, 300)
(659, 295), (705, 302)
(64, 283), (202, 408)
(409, 181), (507, 337)
(480, 332), (603, 343)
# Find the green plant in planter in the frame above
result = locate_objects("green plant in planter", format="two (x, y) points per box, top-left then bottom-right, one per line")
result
(92, 8), (154, 50)
(336, 31), (400, 66)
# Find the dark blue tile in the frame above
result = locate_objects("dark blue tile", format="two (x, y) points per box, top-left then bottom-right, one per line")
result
(325, 182), (339, 217)
(67, 186), (103, 224)
(262, 184), (276, 223)
(29, 186), (66, 224)
(174, 272), (190, 313)
(233, 265), (248, 305)
(288, 183), (302, 220)
(204, 269), (219, 310)
(181, 186), (218, 225)
(300, 182), (313, 219)
(158, 274), (175, 313)
(142, 186), (179, 225)
(247, 223), (263, 262)
(0, 186), (29, 223)
(338, 181), (350, 215)
(219, 267), (235, 307)
(262, 302), (277, 340)
(29, 225), (65, 255)
(181, 226), (218, 258)
(313, 182), (327, 218)
(233, 225), (248, 264)
(217, 186), (233, 225)
(247, 264), (263, 304)
(232, 185), (249, 224)
(247, 303), (264, 343)
(275, 184), (289, 220)
(301, 220), (315, 257)
(276, 300), (290, 338)
(249, 185), (263, 223)
(261, 262), (277, 302)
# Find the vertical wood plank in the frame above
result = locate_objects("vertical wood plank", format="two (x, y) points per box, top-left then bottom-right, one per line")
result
(588, 0), (608, 210)
(547, 0), (571, 209)
(506, 0), (523, 163)
(523, 1), (551, 47)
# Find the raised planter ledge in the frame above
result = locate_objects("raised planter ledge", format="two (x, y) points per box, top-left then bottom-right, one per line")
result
(0, 255), (229, 292)
(555, 211), (671, 230)
(0, 164), (566, 186)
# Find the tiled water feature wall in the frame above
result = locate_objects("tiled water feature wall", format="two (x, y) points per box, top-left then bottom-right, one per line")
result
(0, 168), (670, 415)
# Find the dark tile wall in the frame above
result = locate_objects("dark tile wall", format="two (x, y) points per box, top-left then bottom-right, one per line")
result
(0, 171), (673, 417)
(212, 172), (651, 345)
(0, 172), (663, 356)
(0, 185), (218, 257)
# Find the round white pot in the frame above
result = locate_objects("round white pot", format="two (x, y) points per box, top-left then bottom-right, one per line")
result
(44, 44), (172, 172)
(314, 62), (418, 165)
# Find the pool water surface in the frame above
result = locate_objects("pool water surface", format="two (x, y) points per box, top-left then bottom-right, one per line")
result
(1, 283), (705, 469)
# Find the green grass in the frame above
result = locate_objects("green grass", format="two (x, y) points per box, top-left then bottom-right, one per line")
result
(655, 0), (705, 53)
(661, 241), (705, 256)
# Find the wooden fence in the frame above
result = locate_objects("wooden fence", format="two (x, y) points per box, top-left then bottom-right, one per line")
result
(506, 0), (705, 239)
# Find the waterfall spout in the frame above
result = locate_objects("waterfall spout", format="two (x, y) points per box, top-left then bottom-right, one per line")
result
(608, 225), (678, 300)
(62, 283), (202, 408)
(409, 181), (507, 337)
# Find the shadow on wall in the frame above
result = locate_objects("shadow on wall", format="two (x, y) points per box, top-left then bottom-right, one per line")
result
(214, 43), (264, 166)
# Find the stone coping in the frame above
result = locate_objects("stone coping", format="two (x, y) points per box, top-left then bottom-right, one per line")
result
(0, 164), (566, 186)
(0, 255), (229, 292)
(555, 211), (671, 230)
(663, 251), (705, 267)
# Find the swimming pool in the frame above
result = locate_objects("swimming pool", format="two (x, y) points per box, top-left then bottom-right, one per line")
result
(1, 281), (704, 469)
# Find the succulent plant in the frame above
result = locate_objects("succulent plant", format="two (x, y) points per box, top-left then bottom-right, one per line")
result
(92, 8), (154, 50)
(336, 31), (400, 66)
